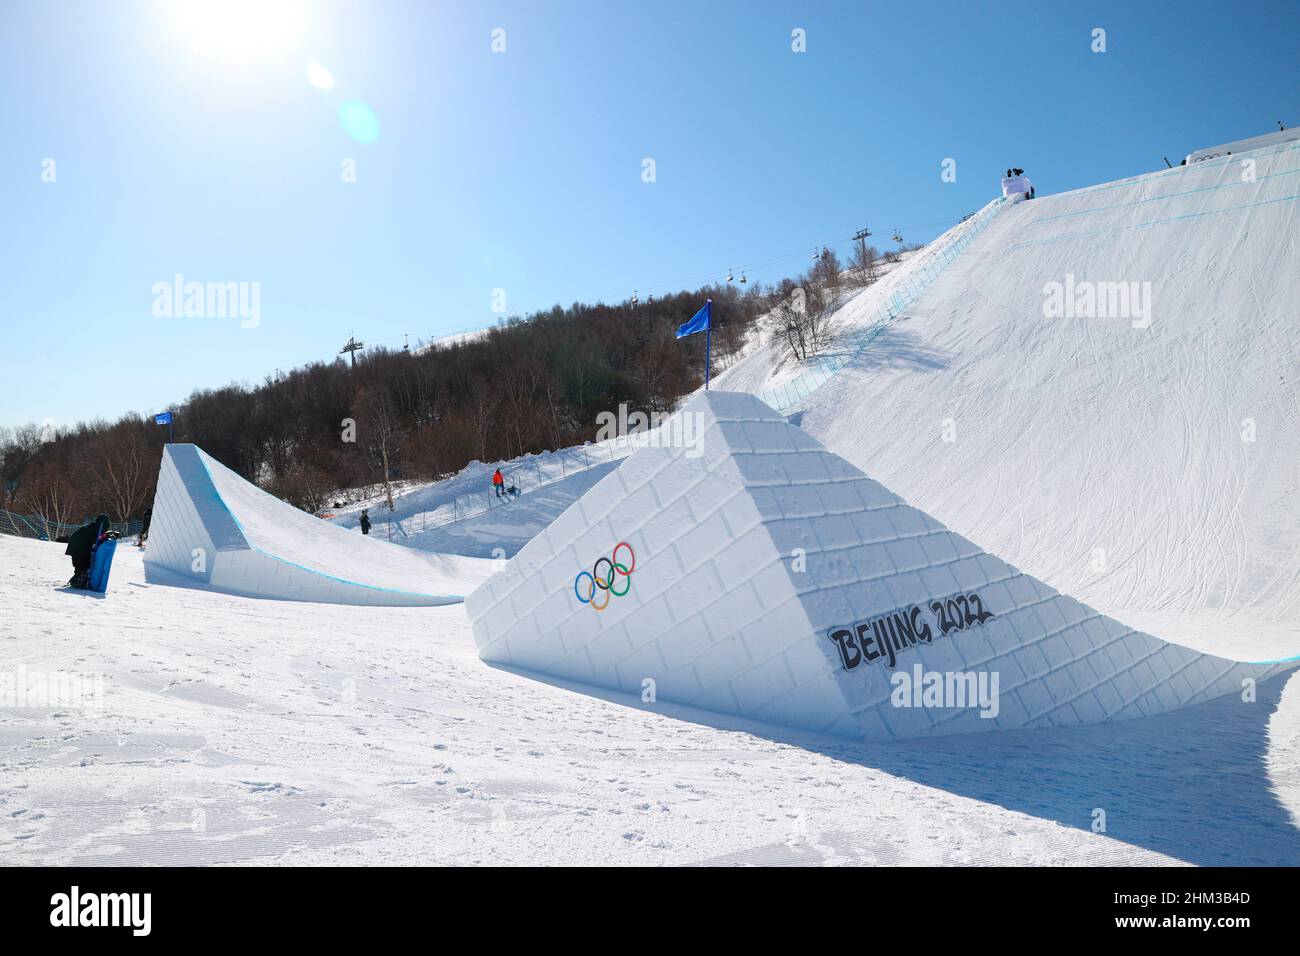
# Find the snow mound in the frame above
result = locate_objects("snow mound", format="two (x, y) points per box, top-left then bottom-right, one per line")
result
(145, 444), (492, 605)
(467, 392), (1298, 739)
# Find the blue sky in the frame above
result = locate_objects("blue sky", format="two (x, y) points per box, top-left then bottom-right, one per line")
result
(2, 0), (1297, 429)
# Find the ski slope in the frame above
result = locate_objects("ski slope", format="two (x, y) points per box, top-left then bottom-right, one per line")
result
(329, 444), (631, 544)
(6, 534), (1300, 866)
(397, 461), (621, 558)
(717, 142), (1300, 661)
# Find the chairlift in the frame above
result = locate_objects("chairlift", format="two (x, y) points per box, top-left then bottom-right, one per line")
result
(726, 268), (734, 282)
(739, 272), (747, 284)
(631, 290), (639, 305)
(891, 229), (903, 244)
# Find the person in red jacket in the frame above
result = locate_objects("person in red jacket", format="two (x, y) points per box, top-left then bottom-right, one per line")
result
(492, 468), (505, 499)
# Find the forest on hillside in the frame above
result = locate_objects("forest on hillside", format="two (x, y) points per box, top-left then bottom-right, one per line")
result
(1, 243), (895, 525)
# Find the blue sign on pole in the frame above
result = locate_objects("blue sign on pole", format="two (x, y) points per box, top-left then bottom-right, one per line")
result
(675, 299), (713, 390)
(674, 300), (711, 339)
(155, 410), (174, 443)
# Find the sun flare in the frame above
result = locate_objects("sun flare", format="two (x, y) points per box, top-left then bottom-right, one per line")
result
(166, 0), (307, 62)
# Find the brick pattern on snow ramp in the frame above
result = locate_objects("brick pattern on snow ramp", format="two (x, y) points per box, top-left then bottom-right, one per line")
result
(466, 391), (1297, 739)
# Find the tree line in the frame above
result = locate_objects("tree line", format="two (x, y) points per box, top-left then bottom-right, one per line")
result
(1, 239), (916, 525)
(1, 283), (765, 522)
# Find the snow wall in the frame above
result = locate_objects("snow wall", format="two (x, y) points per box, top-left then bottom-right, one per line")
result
(145, 444), (476, 606)
(466, 391), (1298, 739)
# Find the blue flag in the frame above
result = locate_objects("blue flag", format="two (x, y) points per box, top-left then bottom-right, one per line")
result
(154, 411), (173, 426)
(675, 300), (711, 338)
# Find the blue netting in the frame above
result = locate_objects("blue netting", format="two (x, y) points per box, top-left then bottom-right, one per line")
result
(0, 509), (141, 541)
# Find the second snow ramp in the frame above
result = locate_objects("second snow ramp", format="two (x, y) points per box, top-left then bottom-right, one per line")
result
(145, 444), (488, 606)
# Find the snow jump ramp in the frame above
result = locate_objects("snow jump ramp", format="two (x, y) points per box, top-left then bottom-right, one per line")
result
(145, 444), (481, 606)
(467, 391), (1298, 739)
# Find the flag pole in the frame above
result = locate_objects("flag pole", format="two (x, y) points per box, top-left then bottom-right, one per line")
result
(705, 299), (711, 391)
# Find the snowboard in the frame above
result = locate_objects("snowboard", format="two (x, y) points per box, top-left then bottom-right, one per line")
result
(87, 537), (117, 593)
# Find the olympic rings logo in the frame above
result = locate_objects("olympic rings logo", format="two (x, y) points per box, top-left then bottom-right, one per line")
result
(573, 541), (636, 611)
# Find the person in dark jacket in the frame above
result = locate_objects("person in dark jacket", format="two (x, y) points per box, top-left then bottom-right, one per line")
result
(359, 509), (371, 535)
(65, 514), (111, 588)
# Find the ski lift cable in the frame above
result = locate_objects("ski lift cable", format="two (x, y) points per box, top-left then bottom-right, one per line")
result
(607, 210), (963, 301)
(315, 208), (971, 372)
(351, 227), (919, 357)
(369, 209), (963, 339)
(320, 222), (910, 356)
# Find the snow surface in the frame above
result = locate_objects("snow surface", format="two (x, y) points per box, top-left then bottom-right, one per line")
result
(329, 444), (631, 544)
(5, 535), (1300, 865)
(716, 140), (1300, 663)
(1186, 125), (1300, 164)
(715, 249), (927, 399)
(397, 461), (620, 558)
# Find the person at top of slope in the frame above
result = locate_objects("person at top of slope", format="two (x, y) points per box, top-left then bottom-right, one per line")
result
(65, 513), (112, 589)
(1001, 167), (1034, 200)
(359, 509), (371, 535)
(492, 467), (506, 499)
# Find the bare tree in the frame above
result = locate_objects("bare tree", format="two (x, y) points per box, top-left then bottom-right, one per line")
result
(91, 427), (153, 521)
(466, 374), (498, 464)
(353, 386), (399, 511)
(850, 242), (879, 285)
(771, 272), (836, 363)
(812, 247), (843, 299)
(272, 460), (335, 514)
(502, 360), (544, 459)
(772, 280), (810, 361)
(541, 375), (569, 450)
(630, 339), (674, 412)
(18, 459), (78, 538)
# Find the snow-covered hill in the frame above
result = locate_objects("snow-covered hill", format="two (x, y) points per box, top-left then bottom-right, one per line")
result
(718, 142), (1300, 660)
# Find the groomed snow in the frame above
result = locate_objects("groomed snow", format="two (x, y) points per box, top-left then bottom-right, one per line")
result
(5, 535), (1300, 865)
(717, 142), (1300, 663)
